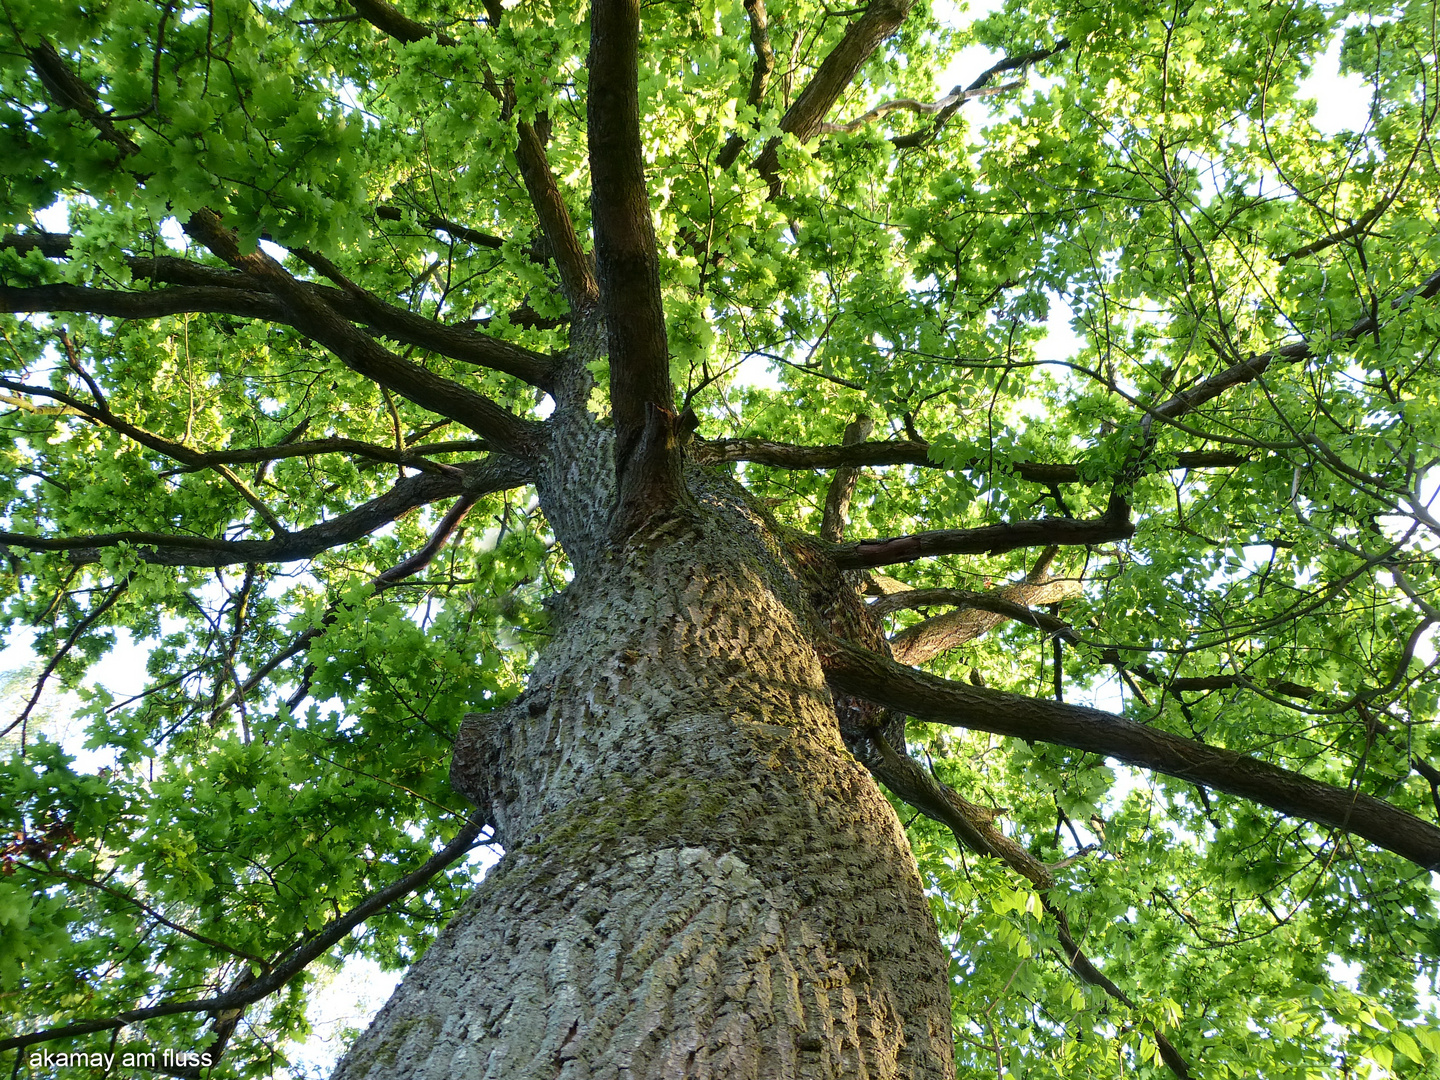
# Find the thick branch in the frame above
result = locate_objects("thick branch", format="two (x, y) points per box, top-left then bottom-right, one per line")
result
(820, 415), (874, 542)
(0, 817), (486, 1054)
(693, 437), (1247, 481)
(182, 212), (540, 453)
(589, 0), (683, 531)
(831, 515), (1132, 570)
(0, 456), (530, 568)
(820, 638), (1440, 870)
(751, 0), (916, 191)
(885, 573), (1081, 664)
(714, 0), (777, 170)
(2, 236), (555, 387)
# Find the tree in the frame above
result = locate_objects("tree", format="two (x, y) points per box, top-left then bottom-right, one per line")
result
(1, 0), (1438, 1072)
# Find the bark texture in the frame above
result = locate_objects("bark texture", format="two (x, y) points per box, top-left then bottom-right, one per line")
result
(332, 394), (956, 1077)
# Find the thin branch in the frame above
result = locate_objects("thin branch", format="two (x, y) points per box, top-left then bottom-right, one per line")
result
(856, 732), (1193, 1078)
(14, 863), (267, 966)
(817, 79), (1020, 134)
(1, 579), (130, 744)
(891, 38), (1070, 149)
(0, 816), (487, 1054)
(819, 636), (1440, 870)
(1278, 200), (1389, 265)
(374, 205), (505, 249)
(338, 0), (598, 311)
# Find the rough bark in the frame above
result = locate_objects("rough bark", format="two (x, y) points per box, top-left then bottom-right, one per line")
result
(332, 376), (956, 1077)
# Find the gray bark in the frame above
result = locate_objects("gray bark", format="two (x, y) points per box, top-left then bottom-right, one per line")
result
(331, 361), (956, 1078)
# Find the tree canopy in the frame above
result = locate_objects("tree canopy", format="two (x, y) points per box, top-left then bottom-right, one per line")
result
(1, 0), (1439, 1074)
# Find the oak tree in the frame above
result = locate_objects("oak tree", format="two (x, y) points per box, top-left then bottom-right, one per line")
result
(1, 0), (1439, 1074)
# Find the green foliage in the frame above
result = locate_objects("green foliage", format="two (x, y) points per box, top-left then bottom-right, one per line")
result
(1, 0), (1439, 1074)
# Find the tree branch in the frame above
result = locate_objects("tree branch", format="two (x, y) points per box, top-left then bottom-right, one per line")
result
(750, 0), (917, 193)
(2, 236), (556, 387)
(514, 120), (601, 311)
(374, 204), (505, 249)
(181, 212), (541, 454)
(818, 80), (1020, 135)
(891, 38), (1070, 149)
(884, 563), (1082, 665)
(856, 733), (1193, 1077)
(0, 456), (530, 568)
(589, 0), (683, 533)
(0, 816), (487, 1054)
(2, 579), (130, 744)
(338, 0), (599, 311)
(714, 0), (777, 170)
(820, 415), (874, 541)
(831, 515), (1132, 570)
(692, 436), (1248, 481)
(819, 637), (1440, 870)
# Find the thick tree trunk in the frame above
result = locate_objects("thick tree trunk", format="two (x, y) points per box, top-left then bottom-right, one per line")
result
(331, 427), (957, 1078)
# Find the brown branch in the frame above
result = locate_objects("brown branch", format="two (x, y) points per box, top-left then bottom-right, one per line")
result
(339, 0), (597, 311)
(0, 456), (530, 568)
(2, 237), (556, 387)
(181, 212), (540, 454)
(885, 565), (1081, 664)
(183, 436), (479, 475)
(817, 80), (1020, 134)
(750, 0), (917, 193)
(831, 515), (1132, 570)
(27, 40), (139, 158)
(0, 816), (486, 1054)
(374, 205), (505, 249)
(692, 436), (1248, 481)
(714, 0), (777, 170)
(820, 415), (874, 541)
(14, 863), (267, 966)
(857, 734), (1193, 1077)
(2, 579), (130, 744)
(891, 38), (1070, 149)
(820, 637), (1440, 870)
(1278, 201), (1388, 265)
(514, 120), (601, 310)
(346, 0), (454, 45)
(374, 491), (479, 584)
(590, 0), (682, 533)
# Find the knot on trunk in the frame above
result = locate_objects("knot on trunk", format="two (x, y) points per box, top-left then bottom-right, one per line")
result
(451, 694), (542, 845)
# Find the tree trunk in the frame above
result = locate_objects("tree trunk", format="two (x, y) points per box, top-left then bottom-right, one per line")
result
(330, 426), (957, 1078)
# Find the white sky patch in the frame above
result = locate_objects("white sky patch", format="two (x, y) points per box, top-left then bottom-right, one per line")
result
(733, 352), (782, 391)
(1298, 31), (1373, 136)
(34, 201), (68, 232)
